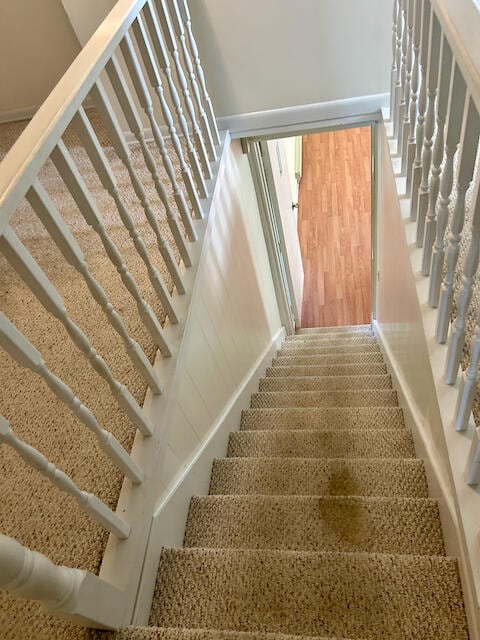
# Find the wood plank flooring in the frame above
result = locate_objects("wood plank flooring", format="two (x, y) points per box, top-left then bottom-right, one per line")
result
(298, 127), (371, 327)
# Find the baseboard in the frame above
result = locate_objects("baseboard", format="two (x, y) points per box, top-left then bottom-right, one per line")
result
(132, 325), (286, 625)
(217, 93), (390, 139)
(0, 105), (40, 125)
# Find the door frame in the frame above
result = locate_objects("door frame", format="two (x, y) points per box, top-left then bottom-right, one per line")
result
(246, 116), (381, 329)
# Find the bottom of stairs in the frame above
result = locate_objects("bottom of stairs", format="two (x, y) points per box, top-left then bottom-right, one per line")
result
(107, 325), (469, 640)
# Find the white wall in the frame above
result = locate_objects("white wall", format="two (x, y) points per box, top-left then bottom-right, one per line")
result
(188, 0), (391, 117)
(0, 0), (80, 121)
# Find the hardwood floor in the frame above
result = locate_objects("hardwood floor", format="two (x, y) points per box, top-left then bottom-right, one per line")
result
(298, 127), (371, 328)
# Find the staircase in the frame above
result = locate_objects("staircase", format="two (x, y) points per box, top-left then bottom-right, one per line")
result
(111, 324), (469, 640)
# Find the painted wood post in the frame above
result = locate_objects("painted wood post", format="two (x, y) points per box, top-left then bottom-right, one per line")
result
(405, 0), (422, 192)
(400, 0), (414, 166)
(26, 180), (162, 394)
(140, 3), (206, 215)
(0, 533), (124, 628)
(0, 226), (155, 437)
(455, 328), (480, 431)
(421, 37), (453, 275)
(444, 179), (480, 384)
(428, 66), (467, 307)
(0, 417), (129, 538)
(393, 0), (405, 139)
(177, 0), (220, 146)
(168, 0), (216, 163)
(416, 12), (442, 247)
(410, 1), (431, 221)
(391, 0), (400, 119)
(0, 312), (144, 483)
(71, 104), (177, 324)
(91, 84), (185, 293)
(110, 43), (192, 269)
(436, 99), (480, 343)
(464, 434), (480, 486)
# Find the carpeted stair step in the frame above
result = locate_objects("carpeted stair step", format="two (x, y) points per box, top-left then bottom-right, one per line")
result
(106, 628), (358, 640)
(296, 324), (372, 335)
(259, 374), (392, 392)
(279, 343), (380, 356)
(227, 429), (415, 458)
(240, 406), (405, 431)
(150, 548), (468, 640)
(184, 495), (445, 556)
(273, 353), (384, 366)
(286, 330), (373, 341)
(209, 458), (428, 497)
(266, 363), (387, 377)
(250, 389), (398, 408)
(283, 335), (376, 347)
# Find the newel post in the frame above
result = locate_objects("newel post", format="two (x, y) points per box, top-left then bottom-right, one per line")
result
(0, 534), (125, 629)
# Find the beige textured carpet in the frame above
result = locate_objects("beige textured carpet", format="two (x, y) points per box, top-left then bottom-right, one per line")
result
(109, 326), (468, 640)
(0, 113), (189, 639)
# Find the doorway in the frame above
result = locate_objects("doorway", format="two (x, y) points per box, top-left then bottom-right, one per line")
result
(249, 125), (374, 330)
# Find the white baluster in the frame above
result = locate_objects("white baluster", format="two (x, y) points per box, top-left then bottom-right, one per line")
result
(416, 12), (442, 247)
(105, 50), (192, 270)
(437, 99), (480, 343)
(176, 0), (220, 146)
(410, 1), (431, 221)
(421, 38), (453, 275)
(464, 432), (480, 485)
(400, 0), (414, 164)
(444, 179), (480, 384)
(0, 312), (144, 483)
(0, 417), (129, 538)
(153, 0), (209, 196)
(142, 2), (207, 208)
(428, 66), (467, 307)
(0, 226), (155, 436)
(391, 0), (400, 119)
(168, 0), (216, 163)
(455, 328), (480, 431)
(0, 533), (124, 628)
(393, 0), (404, 138)
(72, 104), (177, 324)
(26, 180), (162, 395)
(406, 0), (422, 194)
(86, 86), (185, 293)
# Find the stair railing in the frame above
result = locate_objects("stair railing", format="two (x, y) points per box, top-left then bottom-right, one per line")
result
(0, 0), (221, 628)
(389, 0), (480, 479)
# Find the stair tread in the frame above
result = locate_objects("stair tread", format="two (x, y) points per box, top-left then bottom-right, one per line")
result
(278, 344), (380, 355)
(287, 330), (373, 340)
(150, 548), (467, 640)
(259, 374), (392, 392)
(251, 389), (398, 408)
(284, 335), (377, 346)
(210, 457), (428, 497)
(185, 495), (444, 555)
(241, 407), (405, 431)
(110, 627), (358, 640)
(273, 353), (384, 366)
(227, 429), (414, 458)
(266, 364), (388, 377)
(296, 324), (372, 334)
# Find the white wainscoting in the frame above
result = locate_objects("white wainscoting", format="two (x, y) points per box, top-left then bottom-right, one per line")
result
(374, 121), (480, 639)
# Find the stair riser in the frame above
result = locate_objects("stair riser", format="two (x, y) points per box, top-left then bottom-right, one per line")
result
(296, 324), (372, 335)
(287, 331), (374, 341)
(210, 459), (428, 497)
(251, 390), (398, 408)
(272, 353), (384, 366)
(185, 496), (444, 556)
(241, 407), (406, 431)
(285, 335), (376, 346)
(227, 430), (415, 458)
(278, 345), (381, 356)
(266, 364), (388, 377)
(259, 375), (392, 392)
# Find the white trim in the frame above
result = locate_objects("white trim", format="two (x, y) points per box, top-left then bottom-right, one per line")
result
(217, 93), (390, 139)
(132, 325), (286, 625)
(0, 106), (40, 125)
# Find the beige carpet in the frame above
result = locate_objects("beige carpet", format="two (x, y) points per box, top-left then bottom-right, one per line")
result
(105, 326), (468, 640)
(0, 113), (190, 639)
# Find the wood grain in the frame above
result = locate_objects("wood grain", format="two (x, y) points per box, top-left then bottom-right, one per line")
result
(298, 127), (371, 327)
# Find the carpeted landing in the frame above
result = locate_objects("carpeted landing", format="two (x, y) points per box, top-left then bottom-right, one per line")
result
(112, 325), (469, 640)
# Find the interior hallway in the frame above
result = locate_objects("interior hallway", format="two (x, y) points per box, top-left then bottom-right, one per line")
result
(298, 127), (371, 327)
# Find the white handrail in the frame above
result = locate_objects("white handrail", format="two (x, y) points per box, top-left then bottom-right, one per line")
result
(0, 0), (148, 231)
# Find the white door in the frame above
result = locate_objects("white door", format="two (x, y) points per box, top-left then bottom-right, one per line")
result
(261, 139), (304, 325)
